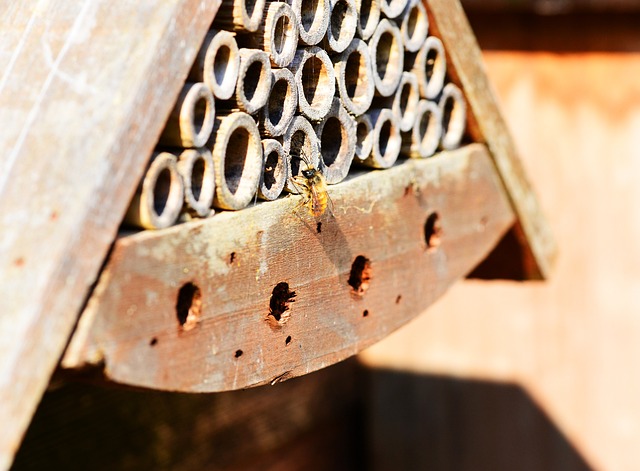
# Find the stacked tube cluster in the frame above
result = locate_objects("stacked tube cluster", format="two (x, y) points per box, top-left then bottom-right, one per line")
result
(125, 0), (468, 229)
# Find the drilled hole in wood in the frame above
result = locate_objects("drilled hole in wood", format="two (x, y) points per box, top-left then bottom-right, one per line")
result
(229, 252), (236, 264)
(363, 309), (369, 317)
(424, 212), (442, 249)
(348, 255), (372, 296)
(286, 335), (292, 345)
(316, 222), (322, 233)
(149, 337), (158, 346)
(396, 295), (402, 304)
(268, 282), (296, 326)
(176, 282), (202, 331)
(235, 349), (243, 358)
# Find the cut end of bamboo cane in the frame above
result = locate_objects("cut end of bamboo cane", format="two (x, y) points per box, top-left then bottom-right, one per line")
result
(125, 152), (185, 230)
(293, 0), (331, 46)
(369, 19), (404, 97)
(177, 148), (216, 217)
(159, 83), (215, 148)
(362, 108), (401, 168)
(379, 0), (408, 18)
(192, 30), (240, 101)
(264, 2), (299, 67)
(439, 83), (467, 151)
(212, 112), (263, 210)
(326, 0), (358, 54)
(316, 98), (356, 184)
(354, 113), (374, 161)
(401, 0), (429, 53)
(414, 36), (447, 100)
(283, 115), (321, 192)
(334, 38), (374, 116)
(259, 139), (288, 201)
(411, 99), (442, 158)
(393, 71), (420, 133)
(237, 0), (268, 32)
(236, 49), (273, 114)
(355, 0), (380, 40)
(261, 68), (298, 137)
(291, 47), (336, 121)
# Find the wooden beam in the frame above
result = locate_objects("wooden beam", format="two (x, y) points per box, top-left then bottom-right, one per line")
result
(62, 144), (515, 392)
(0, 1), (221, 469)
(426, 0), (558, 278)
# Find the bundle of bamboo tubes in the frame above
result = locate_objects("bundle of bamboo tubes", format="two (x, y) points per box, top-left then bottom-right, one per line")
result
(125, 0), (468, 229)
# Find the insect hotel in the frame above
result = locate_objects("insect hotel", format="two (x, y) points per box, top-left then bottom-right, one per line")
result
(0, 0), (555, 468)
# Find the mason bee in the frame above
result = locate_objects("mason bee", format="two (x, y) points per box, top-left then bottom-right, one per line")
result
(290, 150), (333, 218)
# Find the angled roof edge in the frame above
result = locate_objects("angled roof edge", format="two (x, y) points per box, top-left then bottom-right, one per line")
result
(426, 0), (557, 279)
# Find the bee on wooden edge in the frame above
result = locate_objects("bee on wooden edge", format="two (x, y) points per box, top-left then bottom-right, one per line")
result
(288, 149), (334, 219)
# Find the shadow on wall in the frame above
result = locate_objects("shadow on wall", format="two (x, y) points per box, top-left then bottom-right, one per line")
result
(364, 368), (594, 471)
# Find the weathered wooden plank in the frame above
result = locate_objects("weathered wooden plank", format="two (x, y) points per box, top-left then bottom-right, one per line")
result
(426, 0), (557, 278)
(0, 1), (221, 469)
(62, 144), (515, 392)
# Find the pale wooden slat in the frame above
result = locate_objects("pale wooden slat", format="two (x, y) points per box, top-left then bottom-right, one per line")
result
(62, 144), (516, 392)
(0, 1), (221, 469)
(426, 0), (558, 278)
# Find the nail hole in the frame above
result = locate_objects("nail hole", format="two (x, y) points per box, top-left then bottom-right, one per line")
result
(149, 337), (158, 346)
(285, 335), (292, 345)
(176, 282), (202, 331)
(268, 282), (296, 327)
(348, 255), (372, 296)
(424, 212), (442, 250)
(362, 309), (369, 317)
(395, 295), (402, 304)
(316, 222), (322, 233)
(235, 349), (243, 358)
(229, 252), (236, 264)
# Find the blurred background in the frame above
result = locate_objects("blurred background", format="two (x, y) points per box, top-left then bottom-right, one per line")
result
(12, 2), (640, 470)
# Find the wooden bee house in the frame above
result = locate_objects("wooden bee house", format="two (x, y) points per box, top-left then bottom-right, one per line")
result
(0, 0), (555, 468)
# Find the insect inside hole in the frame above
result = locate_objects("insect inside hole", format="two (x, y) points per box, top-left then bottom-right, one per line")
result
(289, 148), (333, 218)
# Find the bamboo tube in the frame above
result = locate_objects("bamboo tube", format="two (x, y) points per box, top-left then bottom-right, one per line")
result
(239, 2), (299, 67)
(289, 46), (336, 121)
(378, 0), (408, 18)
(315, 98), (357, 184)
(392, 71), (420, 133)
(414, 36), (447, 100)
(439, 83), (467, 151)
(259, 139), (288, 201)
(211, 112), (263, 210)
(355, 0), (380, 40)
(325, 0), (358, 54)
(188, 30), (240, 101)
(234, 48), (273, 115)
(177, 148), (215, 217)
(290, 0), (331, 46)
(261, 68), (298, 137)
(354, 113), (374, 161)
(400, 0), (429, 53)
(361, 108), (401, 168)
(124, 152), (185, 229)
(368, 19), (404, 97)
(214, 0), (267, 32)
(283, 115), (321, 192)
(406, 99), (442, 158)
(333, 38), (374, 116)
(159, 83), (215, 148)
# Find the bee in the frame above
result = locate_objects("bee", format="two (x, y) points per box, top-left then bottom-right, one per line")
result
(289, 150), (333, 218)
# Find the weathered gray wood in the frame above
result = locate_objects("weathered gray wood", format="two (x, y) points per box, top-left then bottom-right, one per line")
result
(0, 1), (221, 469)
(62, 144), (515, 392)
(426, 0), (557, 278)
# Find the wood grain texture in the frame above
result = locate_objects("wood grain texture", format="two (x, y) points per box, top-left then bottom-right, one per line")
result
(0, 1), (221, 469)
(426, 0), (557, 279)
(62, 144), (515, 392)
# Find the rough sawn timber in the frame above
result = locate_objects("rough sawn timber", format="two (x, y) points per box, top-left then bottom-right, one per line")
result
(0, 1), (221, 469)
(426, 0), (557, 279)
(62, 144), (515, 392)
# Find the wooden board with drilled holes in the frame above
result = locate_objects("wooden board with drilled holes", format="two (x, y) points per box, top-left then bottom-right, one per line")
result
(0, 1), (221, 468)
(62, 144), (515, 391)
